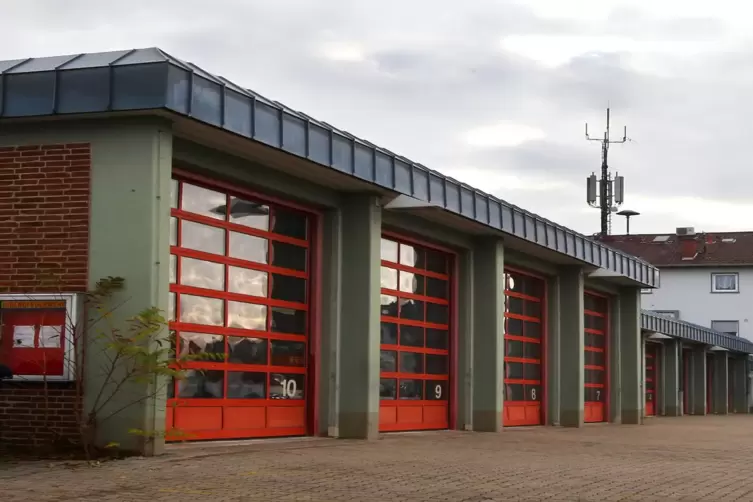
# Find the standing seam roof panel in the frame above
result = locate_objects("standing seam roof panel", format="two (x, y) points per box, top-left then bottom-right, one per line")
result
(642, 310), (753, 353)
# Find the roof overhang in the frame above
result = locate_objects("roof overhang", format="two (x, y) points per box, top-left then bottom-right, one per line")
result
(384, 195), (440, 211)
(642, 310), (753, 354)
(0, 48), (659, 287)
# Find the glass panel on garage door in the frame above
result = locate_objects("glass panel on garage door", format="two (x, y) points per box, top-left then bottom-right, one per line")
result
(504, 270), (545, 426)
(645, 343), (658, 416)
(166, 177), (314, 441)
(584, 292), (608, 423)
(379, 236), (453, 431)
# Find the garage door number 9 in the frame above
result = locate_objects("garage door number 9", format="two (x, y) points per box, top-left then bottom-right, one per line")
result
(435, 384), (442, 399)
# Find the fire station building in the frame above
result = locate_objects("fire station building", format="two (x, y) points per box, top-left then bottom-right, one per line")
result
(0, 49), (750, 455)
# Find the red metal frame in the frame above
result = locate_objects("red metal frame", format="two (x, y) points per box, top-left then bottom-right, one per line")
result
(167, 169), (322, 441)
(450, 249), (459, 430)
(503, 266), (547, 427)
(645, 342), (658, 416)
(584, 290), (609, 423)
(378, 230), (456, 432)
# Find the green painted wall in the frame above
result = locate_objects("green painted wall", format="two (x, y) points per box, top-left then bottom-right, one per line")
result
(558, 266), (585, 427)
(0, 119), (660, 453)
(337, 194), (381, 439)
(471, 238), (505, 431)
(0, 118), (173, 454)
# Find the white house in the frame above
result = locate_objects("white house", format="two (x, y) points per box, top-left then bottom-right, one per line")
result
(602, 228), (753, 341)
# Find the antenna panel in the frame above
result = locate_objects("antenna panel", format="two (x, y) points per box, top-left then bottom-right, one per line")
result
(614, 175), (624, 205)
(586, 174), (597, 204)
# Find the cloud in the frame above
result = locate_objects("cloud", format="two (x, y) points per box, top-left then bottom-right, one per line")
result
(463, 122), (547, 148)
(0, 0), (750, 236)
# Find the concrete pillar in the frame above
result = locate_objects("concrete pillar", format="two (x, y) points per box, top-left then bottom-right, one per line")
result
(471, 238), (504, 432)
(457, 250), (474, 430)
(680, 347), (690, 415)
(619, 287), (643, 424)
(691, 348), (707, 415)
(337, 194), (381, 439)
(654, 342), (665, 416)
(85, 124), (172, 456)
(712, 352), (729, 415)
(320, 209), (341, 436)
(558, 267), (584, 427)
(546, 277), (561, 425)
(662, 339), (681, 416)
(731, 356), (748, 413)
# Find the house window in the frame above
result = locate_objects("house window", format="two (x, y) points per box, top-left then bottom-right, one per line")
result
(711, 273), (739, 293)
(711, 320), (739, 337)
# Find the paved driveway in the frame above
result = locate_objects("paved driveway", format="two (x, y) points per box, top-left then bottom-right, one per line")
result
(3, 416), (753, 502)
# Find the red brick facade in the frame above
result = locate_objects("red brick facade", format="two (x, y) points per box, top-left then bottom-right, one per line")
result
(0, 382), (80, 452)
(0, 143), (90, 293)
(0, 143), (90, 451)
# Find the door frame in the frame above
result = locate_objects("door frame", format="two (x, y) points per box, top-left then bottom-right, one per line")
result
(169, 167), (324, 438)
(503, 265), (548, 427)
(584, 289), (610, 423)
(380, 229), (458, 431)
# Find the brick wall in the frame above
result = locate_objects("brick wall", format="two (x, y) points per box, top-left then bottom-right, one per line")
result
(0, 143), (90, 293)
(0, 382), (80, 452)
(0, 143), (90, 452)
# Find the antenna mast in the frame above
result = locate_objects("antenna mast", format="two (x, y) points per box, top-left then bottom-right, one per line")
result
(585, 108), (628, 236)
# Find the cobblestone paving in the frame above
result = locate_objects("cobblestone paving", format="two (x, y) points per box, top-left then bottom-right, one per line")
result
(3, 416), (753, 502)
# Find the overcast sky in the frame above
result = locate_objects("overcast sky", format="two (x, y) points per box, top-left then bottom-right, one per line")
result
(4, 0), (753, 236)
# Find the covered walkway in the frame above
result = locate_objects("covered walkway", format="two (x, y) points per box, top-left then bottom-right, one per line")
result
(641, 310), (753, 417)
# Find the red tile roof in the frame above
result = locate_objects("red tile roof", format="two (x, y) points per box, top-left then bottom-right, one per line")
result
(599, 231), (753, 267)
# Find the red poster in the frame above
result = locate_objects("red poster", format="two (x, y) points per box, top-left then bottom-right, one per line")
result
(0, 307), (67, 377)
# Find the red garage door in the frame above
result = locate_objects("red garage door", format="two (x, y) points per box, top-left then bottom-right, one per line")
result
(645, 343), (658, 416)
(379, 235), (453, 431)
(167, 175), (316, 441)
(584, 292), (608, 423)
(503, 269), (546, 426)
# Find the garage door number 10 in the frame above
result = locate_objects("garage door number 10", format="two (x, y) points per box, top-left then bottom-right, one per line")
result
(281, 378), (297, 398)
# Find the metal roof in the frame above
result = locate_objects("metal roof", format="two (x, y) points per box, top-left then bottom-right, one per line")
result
(0, 48), (659, 287)
(642, 310), (753, 353)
